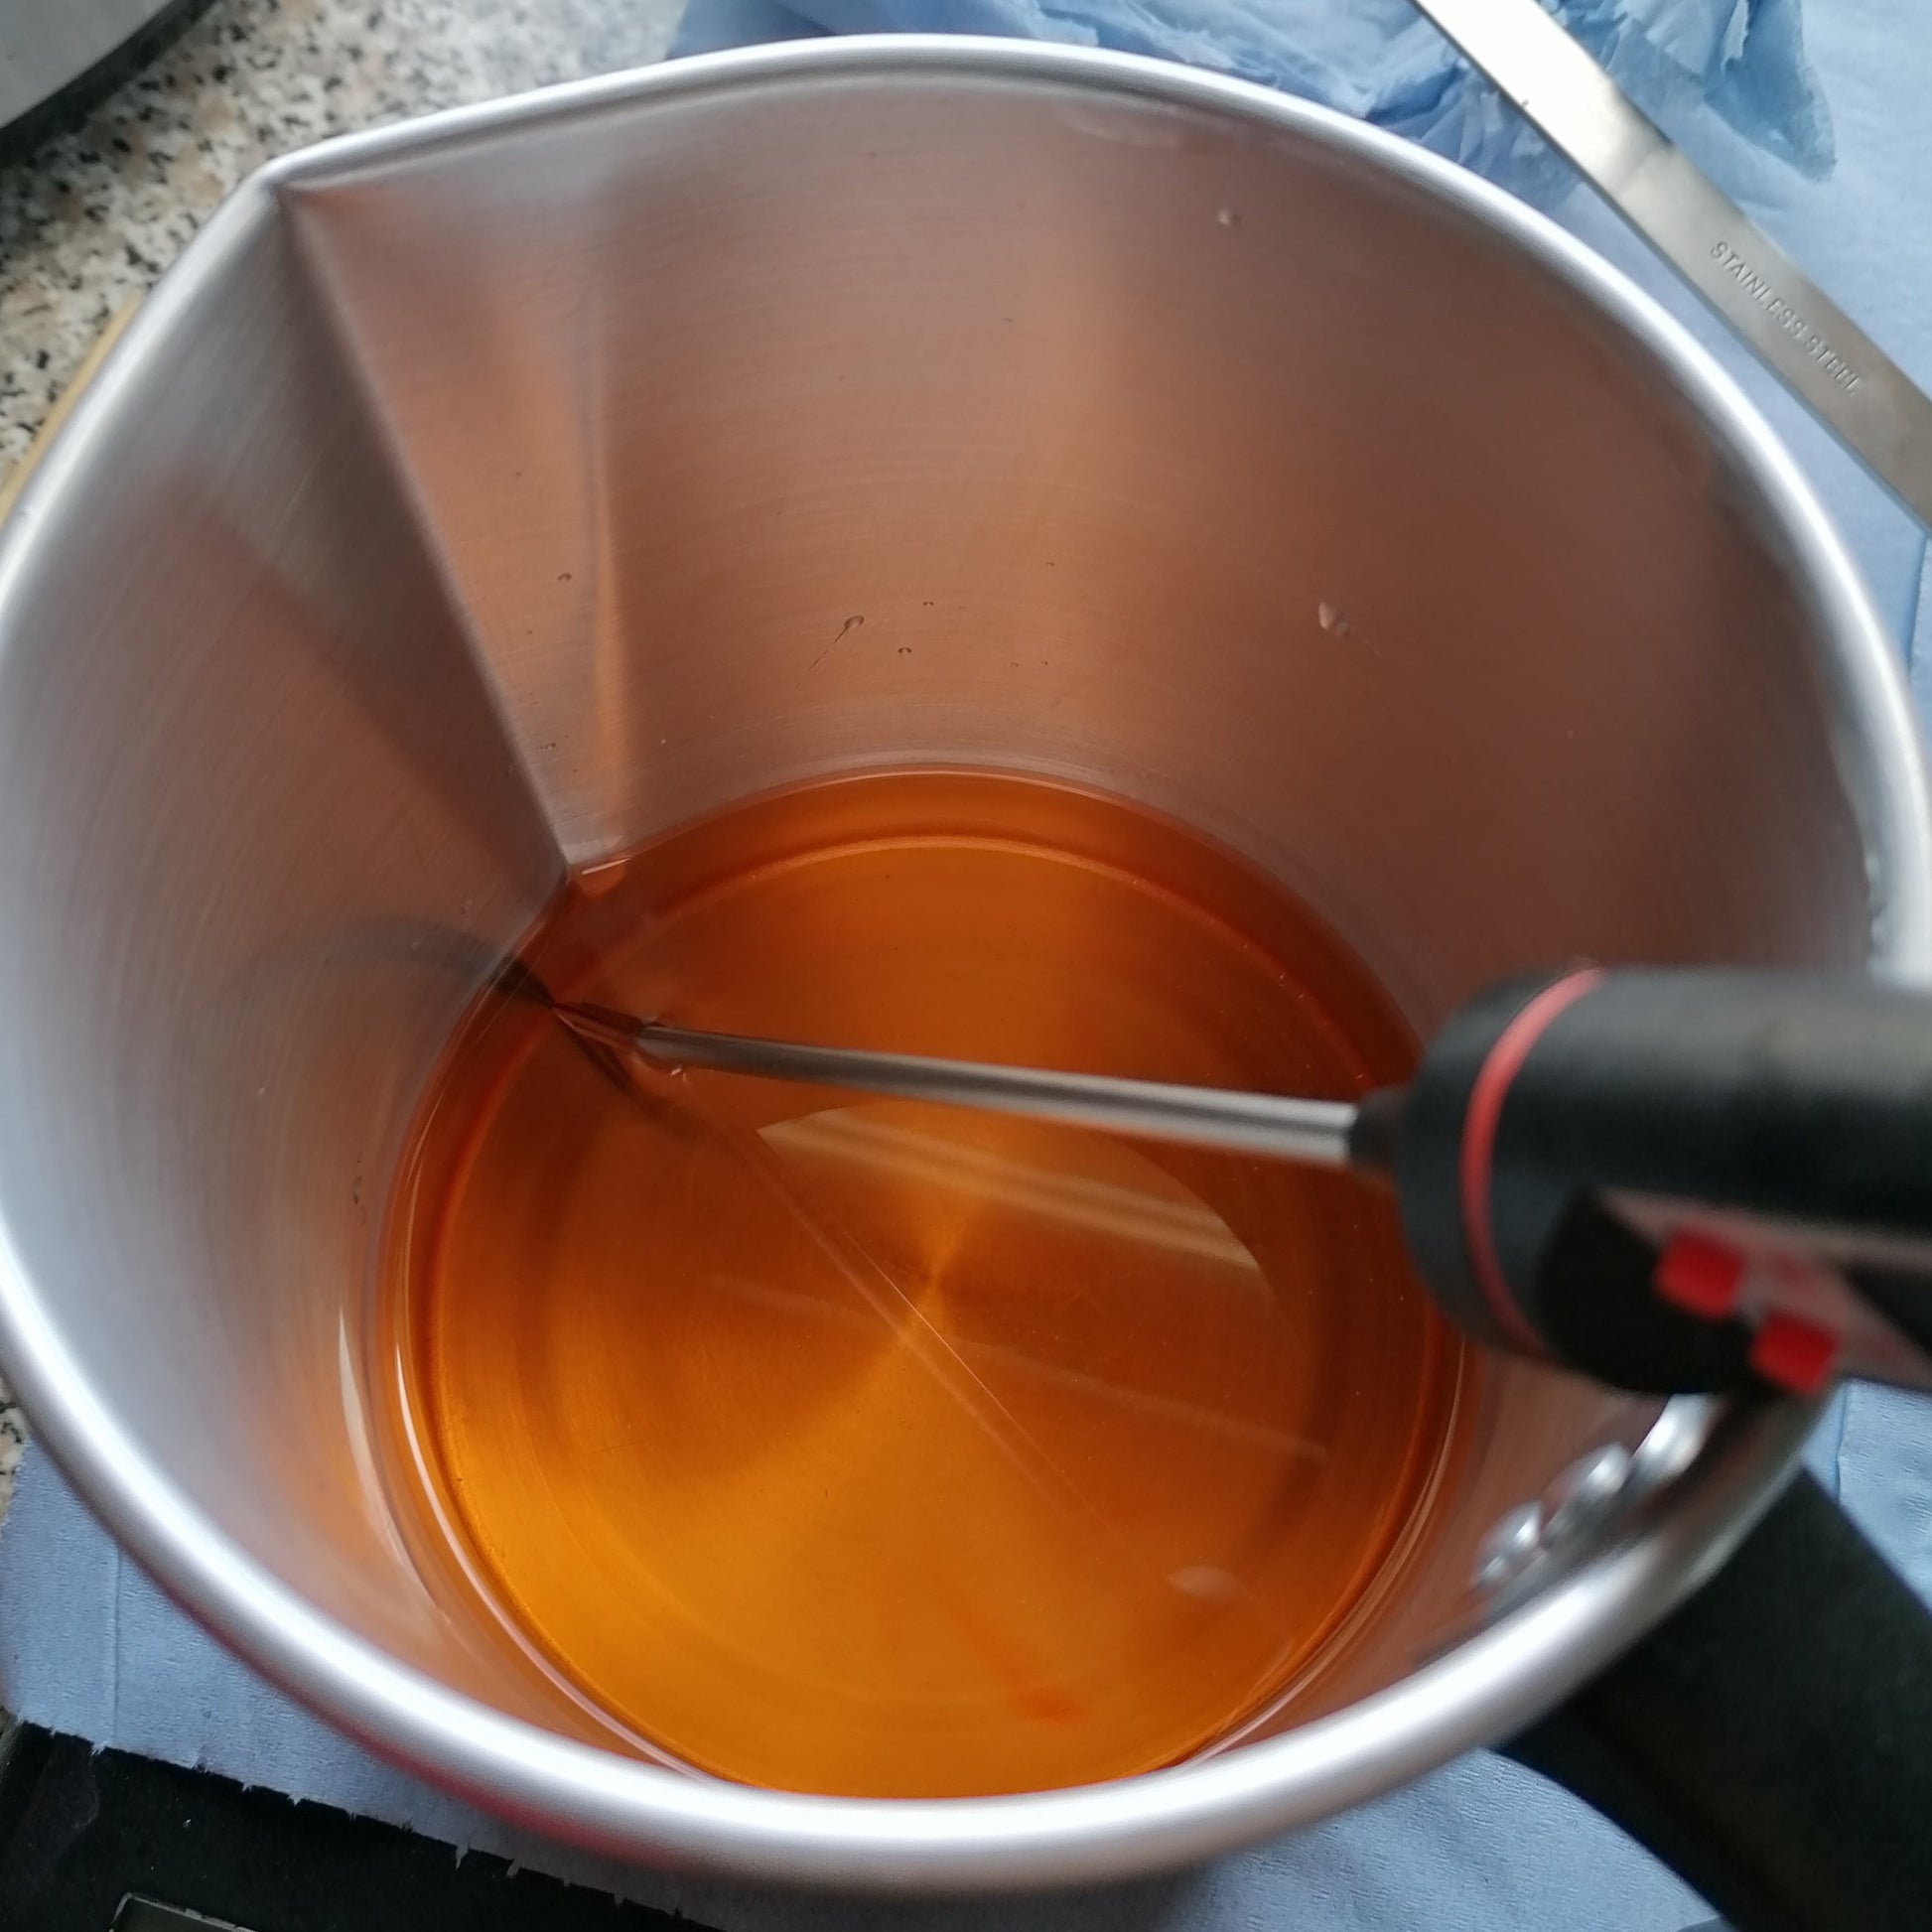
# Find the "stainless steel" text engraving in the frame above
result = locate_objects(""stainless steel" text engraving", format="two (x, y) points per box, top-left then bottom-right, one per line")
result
(1710, 241), (1861, 393)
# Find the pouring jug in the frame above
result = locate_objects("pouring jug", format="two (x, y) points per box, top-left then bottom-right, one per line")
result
(0, 38), (1927, 1922)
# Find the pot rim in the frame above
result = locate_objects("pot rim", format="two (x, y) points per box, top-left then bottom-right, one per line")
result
(0, 34), (1926, 1889)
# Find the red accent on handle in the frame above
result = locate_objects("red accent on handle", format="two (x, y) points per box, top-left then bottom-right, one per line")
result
(1749, 1312), (1839, 1396)
(1654, 1232), (1746, 1320)
(1458, 969), (1605, 1358)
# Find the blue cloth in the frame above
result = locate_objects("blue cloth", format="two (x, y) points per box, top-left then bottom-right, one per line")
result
(674, 0), (1834, 208)
(5, 7), (1932, 1929)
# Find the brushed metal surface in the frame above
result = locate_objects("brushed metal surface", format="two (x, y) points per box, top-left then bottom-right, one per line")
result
(0, 38), (1924, 1886)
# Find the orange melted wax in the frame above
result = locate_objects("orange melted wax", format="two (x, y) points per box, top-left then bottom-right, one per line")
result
(381, 771), (1465, 1798)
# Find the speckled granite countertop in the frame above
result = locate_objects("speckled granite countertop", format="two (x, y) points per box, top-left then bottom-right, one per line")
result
(0, 0), (685, 1518)
(2, 0), (681, 471)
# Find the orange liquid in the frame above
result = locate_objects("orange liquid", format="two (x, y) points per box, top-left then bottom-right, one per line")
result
(381, 770), (1464, 1797)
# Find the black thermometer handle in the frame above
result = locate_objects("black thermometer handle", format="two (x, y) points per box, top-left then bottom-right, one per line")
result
(1376, 968), (1932, 1394)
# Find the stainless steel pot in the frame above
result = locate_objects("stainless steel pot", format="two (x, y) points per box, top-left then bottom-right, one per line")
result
(0, 37), (1925, 1893)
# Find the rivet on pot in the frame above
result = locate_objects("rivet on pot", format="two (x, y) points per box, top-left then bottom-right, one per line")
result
(1471, 1501), (1544, 1592)
(1544, 1446), (1634, 1550)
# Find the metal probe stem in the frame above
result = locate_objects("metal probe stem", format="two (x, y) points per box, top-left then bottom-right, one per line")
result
(557, 1004), (1361, 1170)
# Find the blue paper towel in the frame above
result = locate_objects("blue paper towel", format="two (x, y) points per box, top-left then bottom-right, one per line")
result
(4, 5), (1932, 1928)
